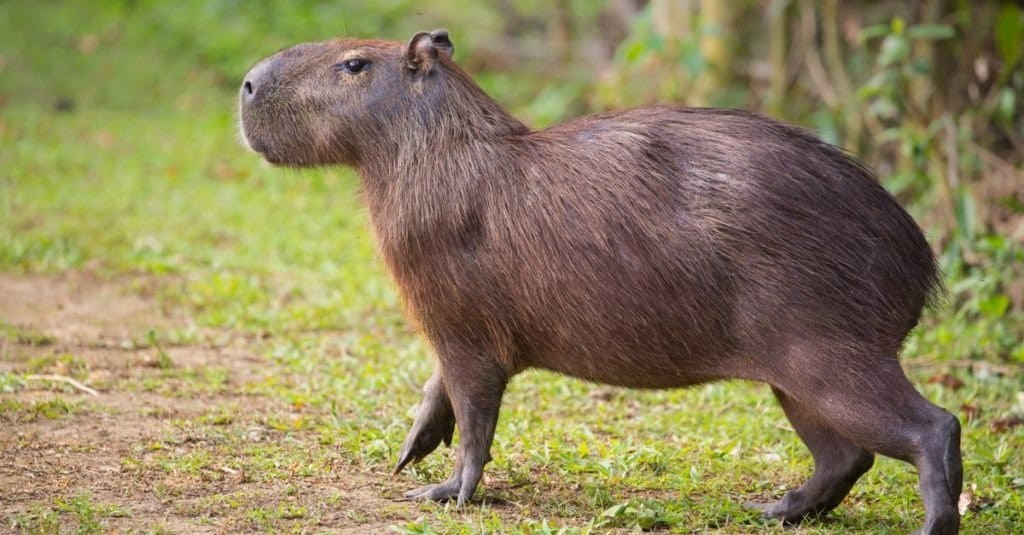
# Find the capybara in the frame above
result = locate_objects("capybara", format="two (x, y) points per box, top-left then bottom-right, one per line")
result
(239, 30), (962, 534)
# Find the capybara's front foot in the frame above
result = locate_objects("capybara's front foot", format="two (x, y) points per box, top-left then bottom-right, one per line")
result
(395, 369), (455, 474)
(405, 476), (462, 503)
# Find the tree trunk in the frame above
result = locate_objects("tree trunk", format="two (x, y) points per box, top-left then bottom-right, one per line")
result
(693, 0), (736, 105)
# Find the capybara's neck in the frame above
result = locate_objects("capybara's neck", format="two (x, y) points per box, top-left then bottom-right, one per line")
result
(357, 65), (529, 277)
(359, 133), (519, 273)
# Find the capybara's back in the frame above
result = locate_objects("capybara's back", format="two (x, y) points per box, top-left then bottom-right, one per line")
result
(239, 31), (962, 534)
(487, 107), (941, 388)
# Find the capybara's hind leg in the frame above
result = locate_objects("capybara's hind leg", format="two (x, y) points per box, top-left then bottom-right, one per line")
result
(754, 387), (874, 524)
(780, 357), (962, 535)
(914, 407), (962, 535)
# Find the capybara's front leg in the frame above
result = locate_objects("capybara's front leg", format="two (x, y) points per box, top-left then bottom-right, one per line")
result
(404, 353), (507, 506)
(395, 367), (455, 474)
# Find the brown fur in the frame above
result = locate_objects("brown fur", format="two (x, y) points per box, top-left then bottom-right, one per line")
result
(240, 31), (962, 534)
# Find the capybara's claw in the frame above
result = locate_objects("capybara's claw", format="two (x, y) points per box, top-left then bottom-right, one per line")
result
(394, 371), (455, 475)
(393, 414), (455, 474)
(393, 446), (418, 475)
(744, 500), (790, 522)
(405, 477), (461, 503)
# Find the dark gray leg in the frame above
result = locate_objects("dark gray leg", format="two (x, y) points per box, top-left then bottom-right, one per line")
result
(838, 397), (961, 535)
(395, 367), (455, 474)
(912, 409), (962, 535)
(775, 356), (962, 535)
(404, 356), (507, 506)
(755, 387), (874, 523)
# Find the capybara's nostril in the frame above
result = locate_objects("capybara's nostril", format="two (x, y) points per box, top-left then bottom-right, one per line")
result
(242, 57), (277, 107)
(242, 80), (255, 102)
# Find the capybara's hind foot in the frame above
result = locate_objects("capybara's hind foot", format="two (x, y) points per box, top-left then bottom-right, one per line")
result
(747, 489), (841, 525)
(745, 499), (794, 522)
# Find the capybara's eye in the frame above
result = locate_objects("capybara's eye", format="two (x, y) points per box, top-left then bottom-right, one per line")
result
(335, 58), (370, 74)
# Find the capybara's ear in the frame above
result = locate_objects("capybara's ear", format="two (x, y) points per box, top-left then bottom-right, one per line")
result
(429, 29), (454, 59)
(404, 30), (448, 73)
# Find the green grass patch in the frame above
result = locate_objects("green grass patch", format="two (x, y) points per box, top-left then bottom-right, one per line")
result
(0, 321), (56, 347)
(25, 353), (89, 379)
(0, 396), (83, 423)
(11, 493), (128, 535)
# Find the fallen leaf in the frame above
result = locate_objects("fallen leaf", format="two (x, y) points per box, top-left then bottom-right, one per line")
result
(990, 415), (1024, 433)
(928, 372), (964, 390)
(957, 489), (972, 516)
(960, 403), (981, 422)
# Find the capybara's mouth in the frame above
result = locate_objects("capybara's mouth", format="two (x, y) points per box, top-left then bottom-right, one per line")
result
(247, 139), (310, 167)
(239, 116), (309, 167)
(238, 126), (279, 164)
(251, 144), (285, 166)
(238, 116), (261, 153)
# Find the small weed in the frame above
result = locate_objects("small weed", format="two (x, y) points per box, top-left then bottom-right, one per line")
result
(594, 500), (672, 531)
(53, 493), (129, 532)
(277, 504), (307, 520)
(0, 396), (82, 423)
(12, 494), (129, 534)
(198, 408), (234, 426)
(26, 353), (89, 379)
(11, 504), (61, 534)
(392, 520), (445, 534)
(192, 491), (255, 516)
(156, 450), (213, 475)
(245, 504), (309, 531)
(0, 371), (28, 393)
(147, 329), (175, 370)
(0, 321), (55, 347)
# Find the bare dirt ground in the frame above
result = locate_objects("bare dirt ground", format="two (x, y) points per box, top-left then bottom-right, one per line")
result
(0, 273), (416, 533)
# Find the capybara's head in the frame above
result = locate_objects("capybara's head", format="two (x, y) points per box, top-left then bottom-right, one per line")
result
(239, 30), (455, 167)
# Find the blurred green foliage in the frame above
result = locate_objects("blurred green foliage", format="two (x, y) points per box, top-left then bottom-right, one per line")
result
(1, 0), (1022, 363)
(1, 0), (1021, 353)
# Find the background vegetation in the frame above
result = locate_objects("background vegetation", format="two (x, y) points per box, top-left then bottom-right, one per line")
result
(1, 0), (1021, 533)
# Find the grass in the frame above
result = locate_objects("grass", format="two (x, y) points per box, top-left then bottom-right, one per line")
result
(12, 493), (129, 535)
(0, 396), (83, 423)
(1, 1), (1023, 533)
(0, 322), (56, 347)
